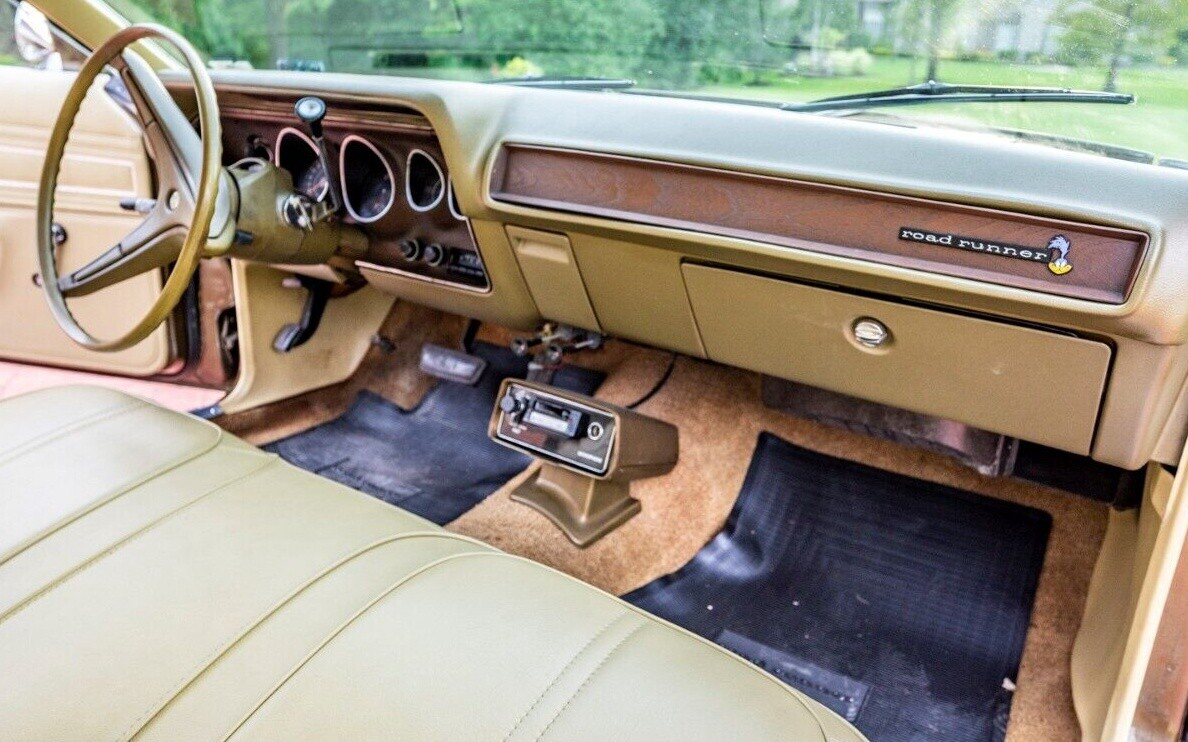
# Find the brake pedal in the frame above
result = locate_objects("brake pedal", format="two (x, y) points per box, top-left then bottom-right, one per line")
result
(419, 343), (487, 385)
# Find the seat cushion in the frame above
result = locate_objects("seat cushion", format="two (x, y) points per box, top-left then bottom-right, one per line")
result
(0, 385), (864, 741)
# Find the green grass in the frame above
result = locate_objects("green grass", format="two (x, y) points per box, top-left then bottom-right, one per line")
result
(697, 57), (1188, 162)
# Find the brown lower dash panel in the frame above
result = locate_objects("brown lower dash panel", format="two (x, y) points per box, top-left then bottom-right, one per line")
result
(490, 144), (1147, 304)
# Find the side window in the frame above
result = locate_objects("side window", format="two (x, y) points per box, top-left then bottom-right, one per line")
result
(0, 1), (86, 70)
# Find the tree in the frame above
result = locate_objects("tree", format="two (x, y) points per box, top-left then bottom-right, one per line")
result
(758, 0), (862, 79)
(645, 0), (785, 88)
(923, 0), (962, 79)
(1057, 0), (1185, 90)
(455, 0), (663, 79)
(126, 0), (250, 59)
(893, 0), (963, 81)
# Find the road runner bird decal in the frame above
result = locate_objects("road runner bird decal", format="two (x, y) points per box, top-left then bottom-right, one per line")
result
(1047, 234), (1073, 275)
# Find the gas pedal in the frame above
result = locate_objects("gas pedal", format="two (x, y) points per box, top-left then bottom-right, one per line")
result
(419, 343), (488, 385)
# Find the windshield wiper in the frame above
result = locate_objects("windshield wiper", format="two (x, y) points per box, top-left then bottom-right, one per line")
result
(488, 76), (636, 90)
(782, 80), (1135, 113)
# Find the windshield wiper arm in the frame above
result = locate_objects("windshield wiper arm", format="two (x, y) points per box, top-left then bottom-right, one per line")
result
(781, 80), (1135, 113)
(488, 76), (636, 90)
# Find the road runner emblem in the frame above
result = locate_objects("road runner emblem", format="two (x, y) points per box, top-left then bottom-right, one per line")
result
(898, 227), (1073, 276)
(1046, 235), (1073, 275)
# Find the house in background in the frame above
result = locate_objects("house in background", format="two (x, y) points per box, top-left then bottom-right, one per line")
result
(857, 0), (897, 40)
(955, 0), (1065, 56)
(855, 0), (1065, 57)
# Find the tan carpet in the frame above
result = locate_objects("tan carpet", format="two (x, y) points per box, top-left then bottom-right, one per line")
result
(217, 309), (1105, 741)
(447, 343), (1108, 742)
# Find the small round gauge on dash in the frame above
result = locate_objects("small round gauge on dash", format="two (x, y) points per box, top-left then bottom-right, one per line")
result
(340, 135), (397, 223)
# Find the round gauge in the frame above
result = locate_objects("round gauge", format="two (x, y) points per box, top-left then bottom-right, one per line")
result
(274, 127), (329, 201)
(339, 135), (396, 224)
(405, 149), (445, 212)
(296, 160), (328, 200)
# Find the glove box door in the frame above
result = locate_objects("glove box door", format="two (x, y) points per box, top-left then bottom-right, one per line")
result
(682, 263), (1110, 454)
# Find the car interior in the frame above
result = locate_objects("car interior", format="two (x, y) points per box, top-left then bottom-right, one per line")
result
(1, 0), (1187, 740)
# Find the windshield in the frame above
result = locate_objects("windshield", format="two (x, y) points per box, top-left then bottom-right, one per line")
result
(105, 0), (1188, 164)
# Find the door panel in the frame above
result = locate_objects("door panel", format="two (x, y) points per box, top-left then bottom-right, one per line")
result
(0, 64), (172, 376)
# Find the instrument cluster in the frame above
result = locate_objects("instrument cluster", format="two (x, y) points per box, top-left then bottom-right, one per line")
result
(246, 115), (487, 291)
(275, 128), (416, 225)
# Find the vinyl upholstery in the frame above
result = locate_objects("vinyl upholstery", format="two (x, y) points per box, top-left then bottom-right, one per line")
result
(0, 385), (865, 741)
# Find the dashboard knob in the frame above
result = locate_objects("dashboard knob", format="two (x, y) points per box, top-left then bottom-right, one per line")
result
(500, 392), (528, 422)
(423, 243), (447, 267)
(294, 96), (327, 137)
(398, 239), (422, 261)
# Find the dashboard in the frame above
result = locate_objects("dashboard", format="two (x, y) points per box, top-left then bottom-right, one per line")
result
(181, 75), (1188, 472)
(220, 95), (489, 290)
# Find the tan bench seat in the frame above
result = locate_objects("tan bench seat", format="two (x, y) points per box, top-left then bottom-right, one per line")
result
(0, 385), (865, 741)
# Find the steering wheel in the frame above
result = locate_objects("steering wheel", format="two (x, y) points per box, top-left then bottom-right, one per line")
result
(37, 24), (226, 352)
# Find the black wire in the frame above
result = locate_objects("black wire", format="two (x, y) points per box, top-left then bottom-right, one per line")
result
(625, 353), (677, 409)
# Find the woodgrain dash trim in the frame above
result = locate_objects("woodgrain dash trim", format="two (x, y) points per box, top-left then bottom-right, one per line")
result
(490, 144), (1148, 304)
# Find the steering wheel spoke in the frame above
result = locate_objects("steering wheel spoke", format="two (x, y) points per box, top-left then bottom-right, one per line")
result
(59, 190), (190, 297)
(58, 222), (186, 297)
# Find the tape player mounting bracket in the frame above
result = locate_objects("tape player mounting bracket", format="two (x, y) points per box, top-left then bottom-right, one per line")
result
(489, 379), (678, 547)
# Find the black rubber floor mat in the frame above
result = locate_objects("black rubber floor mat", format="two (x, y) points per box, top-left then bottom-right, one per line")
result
(625, 432), (1051, 742)
(265, 342), (604, 524)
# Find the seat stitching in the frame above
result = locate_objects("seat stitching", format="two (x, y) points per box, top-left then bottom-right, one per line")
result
(123, 534), (486, 742)
(0, 399), (143, 467)
(500, 612), (631, 742)
(0, 457), (280, 626)
(219, 551), (497, 742)
(441, 547), (835, 723)
(535, 623), (646, 742)
(0, 420), (227, 568)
